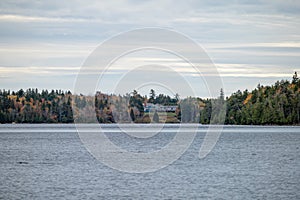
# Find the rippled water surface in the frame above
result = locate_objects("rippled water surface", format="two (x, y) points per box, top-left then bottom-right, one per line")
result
(0, 124), (299, 199)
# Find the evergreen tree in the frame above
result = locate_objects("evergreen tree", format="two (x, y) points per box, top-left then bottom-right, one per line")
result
(149, 89), (156, 103)
(130, 108), (135, 122)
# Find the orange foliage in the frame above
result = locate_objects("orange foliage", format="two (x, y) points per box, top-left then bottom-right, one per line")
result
(8, 95), (17, 100)
(243, 94), (252, 105)
(288, 84), (295, 89)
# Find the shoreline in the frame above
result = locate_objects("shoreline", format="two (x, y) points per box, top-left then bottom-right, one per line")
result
(0, 123), (299, 127)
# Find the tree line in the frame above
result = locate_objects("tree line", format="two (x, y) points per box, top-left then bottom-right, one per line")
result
(0, 72), (299, 124)
(74, 90), (179, 123)
(0, 89), (73, 123)
(200, 72), (300, 125)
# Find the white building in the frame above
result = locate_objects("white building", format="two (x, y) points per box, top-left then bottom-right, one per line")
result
(144, 103), (177, 112)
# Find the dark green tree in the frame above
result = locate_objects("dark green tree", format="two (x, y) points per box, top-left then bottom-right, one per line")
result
(130, 108), (135, 122)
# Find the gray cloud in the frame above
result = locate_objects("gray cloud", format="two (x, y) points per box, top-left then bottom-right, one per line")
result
(0, 0), (299, 95)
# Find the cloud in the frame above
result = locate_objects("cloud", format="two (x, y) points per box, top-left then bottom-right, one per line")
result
(0, 0), (299, 96)
(0, 14), (96, 23)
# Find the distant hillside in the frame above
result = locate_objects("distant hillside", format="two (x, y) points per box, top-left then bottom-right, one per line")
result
(0, 72), (299, 125)
(0, 89), (73, 123)
(200, 72), (300, 125)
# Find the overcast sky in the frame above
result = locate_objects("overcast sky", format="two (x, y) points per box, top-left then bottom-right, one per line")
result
(0, 0), (299, 97)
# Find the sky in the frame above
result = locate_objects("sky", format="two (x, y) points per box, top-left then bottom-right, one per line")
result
(0, 0), (299, 98)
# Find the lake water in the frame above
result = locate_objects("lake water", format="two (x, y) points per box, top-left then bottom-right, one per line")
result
(0, 124), (299, 199)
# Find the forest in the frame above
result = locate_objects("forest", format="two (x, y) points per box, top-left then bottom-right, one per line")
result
(0, 72), (299, 125)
